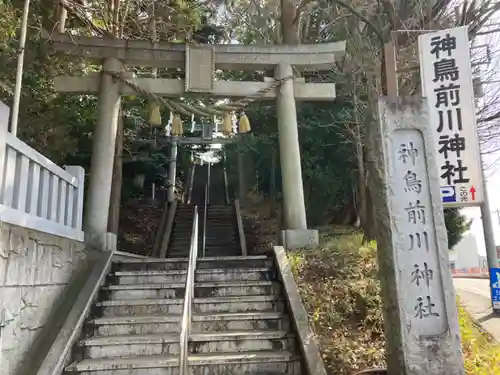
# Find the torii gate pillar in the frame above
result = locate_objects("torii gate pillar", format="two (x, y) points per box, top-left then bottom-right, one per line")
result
(275, 64), (307, 230)
(85, 57), (123, 249)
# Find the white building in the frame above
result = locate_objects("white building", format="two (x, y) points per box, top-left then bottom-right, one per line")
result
(448, 233), (482, 271)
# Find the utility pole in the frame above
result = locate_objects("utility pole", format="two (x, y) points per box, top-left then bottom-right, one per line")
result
(473, 67), (500, 312)
(480, 167), (500, 313)
(10, 0), (31, 135)
(481, 174), (498, 269)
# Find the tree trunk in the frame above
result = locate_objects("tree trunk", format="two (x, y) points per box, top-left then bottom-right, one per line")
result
(107, 109), (124, 234)
(280, 0), (299, 44)
(353, 91), (367, 226)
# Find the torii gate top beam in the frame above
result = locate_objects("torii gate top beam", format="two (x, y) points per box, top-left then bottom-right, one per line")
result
(42, 31), (346, 71)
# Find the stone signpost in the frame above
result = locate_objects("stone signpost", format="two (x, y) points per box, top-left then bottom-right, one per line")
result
(370, 97), (464, 375)
(44, 31), (345, 250)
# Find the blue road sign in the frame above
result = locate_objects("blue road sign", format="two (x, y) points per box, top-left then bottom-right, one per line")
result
(441, 186), (456, 203)
(490, 268), (500, 309)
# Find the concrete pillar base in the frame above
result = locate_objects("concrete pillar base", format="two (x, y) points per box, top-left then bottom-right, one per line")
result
(85, 232), (117, 252)
(280, 229), (319, 250)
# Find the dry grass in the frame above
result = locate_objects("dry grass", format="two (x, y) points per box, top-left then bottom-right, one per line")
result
(289, 227), (500, 375)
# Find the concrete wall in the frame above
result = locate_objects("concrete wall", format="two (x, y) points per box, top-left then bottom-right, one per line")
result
(449, 233), (481, 270)
(0, 222), (88, 374)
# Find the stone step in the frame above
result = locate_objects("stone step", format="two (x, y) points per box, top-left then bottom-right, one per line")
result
(65, 352), (299, 375)
(167, 252), (190, 259)
(112, 258), (188, 272)
(189, 330), (294, 353)
(191, 312), (289, 333)
(204, 239), (239, 244)
(102, 280), (277, 300)
(203, 246), (240, 251)
(205, 226), (236, 230)
(171, 232), (238, 239)
(170, 245), (238, 252)
(193, 295), (283, 314)
(195, 268), (272, 282)
(202, 250), (242, 257)
(178, 205), (200, 211)
(188, 351), (301, 375)
(171, 221), (194, 227)
(95, 295), (282, 317)
(65, 355), (179, 375)
(204, 232), (238, 236)
(196, 255), (269, 269)
(176, 209), (197, 213)
(101, 283), (186, 300)
(88, 315), (181, 336)
(111, 267), (271, 284)
(171, 225), (195, 231)
(169, 239), (238, 246)
(194, 281), (279, 297)
(201, 254), (243, 260)
(166, 253), (190, 259)
(166, 244), (190, 250)
(173, 215), (195, 221)
(172, 213), (194, 218)
(111, 270), (188, 285)
(95, 298), (184, 317)
(204, 229), (237, 234)
(203, 244), (239, 250)
(78, 334), (180, 359)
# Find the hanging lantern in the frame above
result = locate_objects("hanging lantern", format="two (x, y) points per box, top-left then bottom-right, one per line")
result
(239, 111), (251, 133)
(172, 114), (183, 136)
(221, 112), (233, 136)
(148, 102), (162, 126)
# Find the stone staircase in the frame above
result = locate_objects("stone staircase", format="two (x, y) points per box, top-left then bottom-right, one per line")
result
(167, 204), (241, 258)
(167, 204), (203, 258)
(64, 255), (303, 375)
(204, 205), (240, 257)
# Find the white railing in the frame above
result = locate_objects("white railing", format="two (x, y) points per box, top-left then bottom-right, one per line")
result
(0, 102), (85, 241)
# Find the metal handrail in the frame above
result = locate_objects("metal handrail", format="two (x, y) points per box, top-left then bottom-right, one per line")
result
(223, 151), (230, 204)
(234, 199), (247, 256)
(187, 165), (195, 204)
(207, 162), (211, 205)
(202, 183), (208, 258)
(179, 206), (199, 375)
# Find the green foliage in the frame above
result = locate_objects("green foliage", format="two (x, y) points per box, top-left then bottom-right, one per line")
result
(0, 0), (227, 205)
(445, 208), (472, 249)
(225, 94), (356, 225)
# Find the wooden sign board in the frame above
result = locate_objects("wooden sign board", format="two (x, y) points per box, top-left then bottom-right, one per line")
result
(185, 44), (214, 93)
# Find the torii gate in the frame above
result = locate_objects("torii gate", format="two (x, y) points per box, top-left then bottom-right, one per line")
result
(44, 32), (345, 249)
